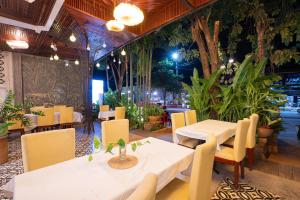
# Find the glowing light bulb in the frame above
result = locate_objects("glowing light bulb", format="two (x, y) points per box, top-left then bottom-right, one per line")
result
(96, 63), (100, 68)
(50, 55), (54, 61)
(229, 58), (234, 63)
(113, 58), (116, 63)
(86, 44), (90, 51)
(69, 33), (76, 42)
(121, 49), (126, 56)
(75, 59), (79, 65)
(118, 59), (121, 64)
(54, 54), (59, 60)
(102, 42), (107, 48)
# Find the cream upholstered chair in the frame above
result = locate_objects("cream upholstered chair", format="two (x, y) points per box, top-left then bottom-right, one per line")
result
(53, 105), (66, 113)
(157, 136), (217, 200)
(31, 107), (55, 131)
(223, 114), (259, 170)
(171, 113), (198, 149)
(21, 128), (75, 172)
(8, 119), (24, 135)
(185, 110), (197, 125)
(127, 173), (158, 200)
(100, 105), (109, 112)
(102, 119), (129, 149)
(115, 106), (126, 120)
(60, 107), (74, 128)
(215, 119), (250, 188)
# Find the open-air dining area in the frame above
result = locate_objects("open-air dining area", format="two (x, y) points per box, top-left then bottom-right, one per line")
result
(0, 0), (300, 199)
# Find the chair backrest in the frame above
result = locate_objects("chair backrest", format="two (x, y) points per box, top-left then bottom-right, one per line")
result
(246, 114), (259, 149)
(21, 128), (75, 172)
(171, 113), (185, 144)
(53, 105), (66, 113)
(233, 119), (250, 162)
(189, 136), (217, 200)
(115, 106), (126, 120)
(100, 105), (109, 112)
(60, 107), (74, 124)
(185, 110), (197, 125)
(36, 107), (55, 127)
(126, 173), (158, 200)
(102, 119), (129, 148)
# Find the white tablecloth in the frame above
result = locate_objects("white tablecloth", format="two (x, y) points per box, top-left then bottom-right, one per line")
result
(10, 137), (193, 200)
(24, 112), (83, 131)
(176, 119), (237, 150)
(98, 110), (115, 120)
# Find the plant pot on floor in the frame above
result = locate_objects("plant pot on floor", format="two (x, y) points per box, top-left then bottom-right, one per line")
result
(258, 126), (274, 138)
(0, 127), (8, 164)
(148, 116), (161, 124)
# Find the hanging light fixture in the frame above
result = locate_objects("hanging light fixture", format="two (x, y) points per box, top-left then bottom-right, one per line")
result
(65, 60), (69, 67)
(6, 40), (29, 49)
(113, 3), (144, 26)
(69, 33), (76, 42)
(118, 59), (121, 64)
(86, 44), (91, 51)
(106, 20), (124, 32)
(50, 55), (54, 61)
(102, 41), (107, 48)
(107, 66), (110, 70)
(113, 58), (116, 63)
(121, 49), (126, 56)
(75, 59), (79, 65)
(54, 54), (59, 60)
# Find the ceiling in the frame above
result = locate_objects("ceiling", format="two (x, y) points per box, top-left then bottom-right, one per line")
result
(0, 0), (214, 61)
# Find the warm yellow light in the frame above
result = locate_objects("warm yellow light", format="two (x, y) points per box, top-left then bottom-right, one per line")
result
(75, 59), (80, 65)
(106, 20), (124, 32)
(6, 40), (29, 49)
(121, 49), (126, 56)
(54, 54), (59, 60)
(113, 3), (144, 26)
(69, 33), (76, 42)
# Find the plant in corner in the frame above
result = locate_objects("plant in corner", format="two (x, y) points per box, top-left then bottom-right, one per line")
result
(0, 91), (42, 164)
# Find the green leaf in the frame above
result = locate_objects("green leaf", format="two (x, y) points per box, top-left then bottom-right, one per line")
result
(94, 136), (101, 150)
(88, 155), (93, 162)
(131, 143), (137, 152)
(106, 143), (114, 153)
(117, 139), (126, 148)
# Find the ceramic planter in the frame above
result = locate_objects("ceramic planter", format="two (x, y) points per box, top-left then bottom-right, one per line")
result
(258, 126), (274, 138)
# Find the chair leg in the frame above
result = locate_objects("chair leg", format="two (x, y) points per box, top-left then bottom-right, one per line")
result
(240, 161), (245, 179)
(247, 148), (254, 170)
(234, 162), (239, 189)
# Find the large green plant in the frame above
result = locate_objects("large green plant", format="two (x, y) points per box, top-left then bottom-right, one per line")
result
(104, 89), (118, 109)
(182, 68), (222, 121)
(119, 96), (143, 129)
(0, 91), (41, 137)
(218, 55), (286, 126)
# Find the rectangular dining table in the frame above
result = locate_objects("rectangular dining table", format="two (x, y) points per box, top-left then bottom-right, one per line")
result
(11, 137), (194, 200)
(176, 119), (237, 150)
(98, 110), (115, 120)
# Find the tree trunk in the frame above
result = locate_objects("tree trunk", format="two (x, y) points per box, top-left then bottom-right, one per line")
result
(256, 21), (266, 61)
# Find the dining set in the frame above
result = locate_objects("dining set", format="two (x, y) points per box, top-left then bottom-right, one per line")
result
(2, 108), (259, 200)
(98, 105), (126, 121)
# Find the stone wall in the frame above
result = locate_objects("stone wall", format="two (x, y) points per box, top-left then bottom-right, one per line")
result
(17, 54), (85, 110)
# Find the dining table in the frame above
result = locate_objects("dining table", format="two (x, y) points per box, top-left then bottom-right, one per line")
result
(5, 137), (194, 200)
(24, 112), (83, 132)
(98, 110), (115, 120)
(176, 119), (237, 150)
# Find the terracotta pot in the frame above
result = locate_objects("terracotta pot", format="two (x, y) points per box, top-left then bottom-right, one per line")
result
(143, 122), (152, 131)
(258, 126), (274, 138)
(148, 116), (161, 124)
(0, 135), (8, 164)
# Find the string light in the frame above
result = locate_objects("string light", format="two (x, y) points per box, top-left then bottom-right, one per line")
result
(118, 59), (121, 64)
(69, 33), (76, 42)
(102, 42), (107, 48)
(96, 63), (100, 68)
(75, 59), (79, 65)
(54, 54), (59, 60)
(121, 49), (126, 56)
(113, 58), (116, 63)
(86, 44), (90, 51)
(50, 55), (54, 61)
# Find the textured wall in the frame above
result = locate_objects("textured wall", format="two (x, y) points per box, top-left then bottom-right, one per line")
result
(21, 54), (85, 110)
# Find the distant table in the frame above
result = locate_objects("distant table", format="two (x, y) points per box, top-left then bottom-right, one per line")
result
(9, 137), (193, 200)
(176, 119), (237, 150)
(98, 110), (115, 120)
(24, 112), (83, 131)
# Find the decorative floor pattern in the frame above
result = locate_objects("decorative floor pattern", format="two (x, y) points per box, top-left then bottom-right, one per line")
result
(212, 178), (281, 200)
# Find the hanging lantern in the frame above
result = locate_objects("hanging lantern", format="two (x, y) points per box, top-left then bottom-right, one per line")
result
(106, 20), (124, 32)
(113, 3), (144, 26)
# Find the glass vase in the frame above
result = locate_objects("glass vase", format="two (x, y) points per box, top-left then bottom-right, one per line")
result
(119, 145), (126, 161)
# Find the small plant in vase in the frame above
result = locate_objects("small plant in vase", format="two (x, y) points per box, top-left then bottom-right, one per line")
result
(88, 136), (150, 163)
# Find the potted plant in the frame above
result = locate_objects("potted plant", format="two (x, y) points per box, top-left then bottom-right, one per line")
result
(0, 91), (40, 164)
(144, 104), (164, 124)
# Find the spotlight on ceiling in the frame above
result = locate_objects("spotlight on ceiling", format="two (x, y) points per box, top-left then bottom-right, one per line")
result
(69, 33), (76, 42)
(6, 40), (29, 49)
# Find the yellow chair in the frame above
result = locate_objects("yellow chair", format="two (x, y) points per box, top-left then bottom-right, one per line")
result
(127, 173), (158, 200)
(21, 128), (75, 172)
(53, 105), (66, 113)
(100, 105), (109, 112)
(215, 119), (250, 188)
(157, 136), (217, 200)
(223, 114), (259, 170)
(34, 107), (55, 131)
(115, 106), (126, 120)
(60, 107), (74, 128)
(102, 119), (129, 149)
(8, 119), (24, 135)
(171, 113), (198, 149)
(185, 110), (197, 125)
